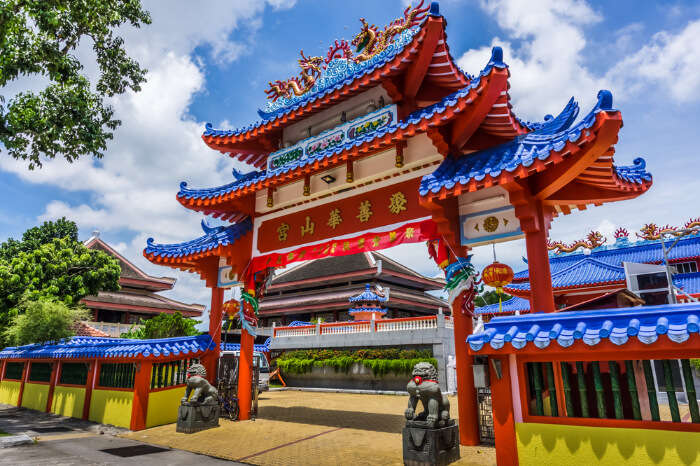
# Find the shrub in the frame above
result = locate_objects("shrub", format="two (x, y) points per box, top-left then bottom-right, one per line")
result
(3, 297), (89, 346)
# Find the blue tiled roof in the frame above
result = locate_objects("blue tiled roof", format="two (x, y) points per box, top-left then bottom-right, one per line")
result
(476, 296), (530, 315)
(222, 343), (270, 353)
(467, 302), (700, 352)
(615, 157), (652, 184)
(675, 272), (700, 295)
(348, 307), (388, 314)
(0, 335), (215, 360)
(182, 48), (516, 202)
(145, 217), (252, 258)
(349, 284), (389, 303)
(419, 90), (650, 196)
(507, 257), (625, 292)
(513, 234), (700, 281)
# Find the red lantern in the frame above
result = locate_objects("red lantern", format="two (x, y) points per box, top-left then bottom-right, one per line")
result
(481, 261), (514, 292)
(222, 299), (240, 316)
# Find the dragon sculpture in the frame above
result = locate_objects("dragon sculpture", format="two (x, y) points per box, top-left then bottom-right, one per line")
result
(614, 227), (629, 240)
(265, 2), (429, 102)
(265, 51), (324, 102)
(636, 218), (700, 240)
(547, 231), (606, 255)
(325, 1), (430, 64)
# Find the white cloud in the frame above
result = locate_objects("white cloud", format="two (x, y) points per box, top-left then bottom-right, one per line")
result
(457, 0), (605, 119)
(607, 19), (700, 102)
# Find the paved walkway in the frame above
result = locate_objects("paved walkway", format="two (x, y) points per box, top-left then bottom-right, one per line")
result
(0, 405), (235, 465)
(124, 391), (496, 465)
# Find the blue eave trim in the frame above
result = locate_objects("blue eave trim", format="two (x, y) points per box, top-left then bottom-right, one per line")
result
(0, 334), (215, 360)
(467, 302), (700, 352)
(145, 217), (252, 259)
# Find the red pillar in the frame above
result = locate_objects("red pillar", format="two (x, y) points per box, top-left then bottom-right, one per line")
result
(82, 361), (98, 420)
(452, 293), (480, 446)
(521, 200), (555, 313)
(238, 329), (254, 420)
(46, 361), (60, 413)
(17, 360), (30, 407)
(130, 361), (153, 431)
(490, 356), (518, 466)
(202, 287), (224, 383)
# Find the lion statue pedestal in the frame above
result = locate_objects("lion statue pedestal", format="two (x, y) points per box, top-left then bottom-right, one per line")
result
(402, 362), (460, 466)
(176, 363), (220, 434)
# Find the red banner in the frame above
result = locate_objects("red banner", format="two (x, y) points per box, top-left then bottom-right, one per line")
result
(246, 218), (438, 288)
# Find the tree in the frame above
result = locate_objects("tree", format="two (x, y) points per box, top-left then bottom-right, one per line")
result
(3, 297), (89, 346)
(0, 218), (121, 346)
(474, 289), (513, 308)
(0, 1), (152, 169)
(121, 312), (200, 339)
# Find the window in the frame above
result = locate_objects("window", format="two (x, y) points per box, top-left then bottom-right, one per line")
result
(674, 261), (698, 274)
(524, 358), (699, 424)
(4, 362), (24, 380)
(28, 363), (52, 382)
(636, 272), (668, 290)
(60, 363), (89, 385)
(150, 359), (198, 390)
(98, 363), (135, 389)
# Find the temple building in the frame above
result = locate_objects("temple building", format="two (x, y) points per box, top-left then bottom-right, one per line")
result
(83, 233), (204, 336)
(477, 221), (700, 316)
(259, 251), (447, 326)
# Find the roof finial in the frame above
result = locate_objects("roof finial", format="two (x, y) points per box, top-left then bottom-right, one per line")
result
(597, 90), (613, 110)
(429, 2), (440, 16)
(92, 230), (100, 238)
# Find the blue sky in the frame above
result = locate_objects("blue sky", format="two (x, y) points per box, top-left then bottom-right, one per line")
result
(1, 0), (700, 310)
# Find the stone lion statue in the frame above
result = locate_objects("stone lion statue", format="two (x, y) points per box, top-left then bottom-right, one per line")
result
(405, 362), (451, 428)
(181, 363), (218, 405)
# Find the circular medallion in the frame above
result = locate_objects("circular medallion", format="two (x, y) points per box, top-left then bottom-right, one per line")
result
(483, 216), (499, 232)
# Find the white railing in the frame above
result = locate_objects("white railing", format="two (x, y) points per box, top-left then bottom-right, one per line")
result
(274, 325), (316, 338)
(320, 321), (372, 335)
(375, 316), (437, 332)
(444, 315), (454, 329)
(85, 321), (140, 337)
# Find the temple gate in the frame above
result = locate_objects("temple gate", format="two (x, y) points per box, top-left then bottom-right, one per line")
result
(144, 1), (651, 446)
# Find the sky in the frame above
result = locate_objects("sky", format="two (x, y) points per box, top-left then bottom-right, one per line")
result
(1, 0), (700, 320)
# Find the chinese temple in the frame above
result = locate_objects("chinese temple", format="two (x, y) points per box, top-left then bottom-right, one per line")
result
(143, 1), (653, 444)
(84, 233), (204, 335)
(259, 251), (447, 326)
(477, 221), (700, 316)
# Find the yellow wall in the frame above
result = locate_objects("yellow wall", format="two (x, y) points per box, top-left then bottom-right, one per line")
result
(20, 383), (49, 412)
(517, 422), (700, 466)
(146, 386), (185, 428)
(89, 389), (133, 429)
(0, 380), (21, 406)
(51, 386), (86, 419)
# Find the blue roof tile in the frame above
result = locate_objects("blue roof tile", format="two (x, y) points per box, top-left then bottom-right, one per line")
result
(419, 90), (630, 197)
(349, 284), (389, 303)
(675, 272), (700, 296)
(145, 217), (252, 259)
(0, 335), (215, 360)
(508, 257), (625, 292)
(476, 296), (530, 315)
(467, 302), (700, 352)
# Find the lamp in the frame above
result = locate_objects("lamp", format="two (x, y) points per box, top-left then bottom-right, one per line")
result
(321, 174), (336, 184)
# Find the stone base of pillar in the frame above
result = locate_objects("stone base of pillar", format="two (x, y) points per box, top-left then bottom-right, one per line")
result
(403, 423), (460, 466)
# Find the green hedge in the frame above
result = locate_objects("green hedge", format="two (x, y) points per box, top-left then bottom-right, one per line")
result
(276, 348), (437, 377)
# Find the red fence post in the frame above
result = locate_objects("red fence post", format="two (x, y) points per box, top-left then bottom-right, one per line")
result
(238, 329), (254, 420)
(17, 360), (30, 407)
(46, 361), (60, 413)
(490, 356), (518, 466)
(82, 361), (98, 420)
(130, 361), (153, 431)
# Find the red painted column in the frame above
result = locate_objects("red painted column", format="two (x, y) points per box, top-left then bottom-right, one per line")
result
(46, 361), (60, 413)
(490, 356), (518, 466)
(202, 286), (224, 383)
(130, 361), (153, 431)
(82, 361), (98, 420)
(0, 360), (6, 380)
(523, 201), (555, 313)
(237, 329), (254, 421)
(17, 360), (30, 407)
(452, 293), (480, 446)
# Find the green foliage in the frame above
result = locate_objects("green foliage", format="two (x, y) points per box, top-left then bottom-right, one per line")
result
(474, 289), (512, 308)
(120, 312), (200, 339)
(0, 219), (121, 347)
(691, 359), (700, 371)
(3, 297), (89, 346)
(277, 348), (437, 377)
(0, 0), (151, 168)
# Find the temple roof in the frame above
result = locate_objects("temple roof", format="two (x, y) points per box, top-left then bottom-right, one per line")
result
(467, 302), (700, 353)
(513, 234), (700, 282)
(675, 272), (700, 297)
(82, 289), (204, 317)
(349, 284), (390, 303)
(419, 90), (652, 201)
(475, 296), (530, 315)
(144, 217), (251, 265)
(201, 3), (476, 167)
(0, 335), (214, 360)
(506, 257), (626, 293)
(180, 50), (513, 213)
